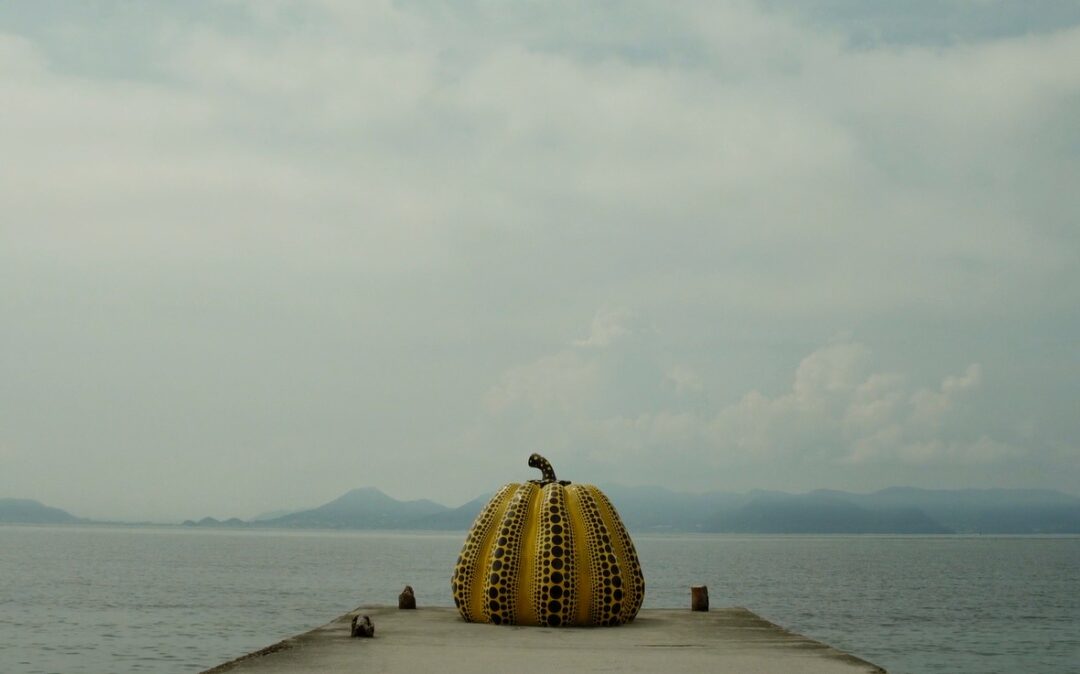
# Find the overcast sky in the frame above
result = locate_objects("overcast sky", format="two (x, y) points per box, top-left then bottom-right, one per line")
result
(2, 1), (1078, 521)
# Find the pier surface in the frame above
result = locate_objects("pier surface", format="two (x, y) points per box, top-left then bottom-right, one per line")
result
(205, 606), (884, 673)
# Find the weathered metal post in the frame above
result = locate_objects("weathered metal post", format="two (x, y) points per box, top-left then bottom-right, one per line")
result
(691, 585), (709, 612)
(350, 614), (374, 637)
(399, 585), (416, 609)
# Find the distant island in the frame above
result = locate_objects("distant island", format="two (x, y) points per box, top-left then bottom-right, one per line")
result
(0, 498), (85, 525)
(4, 487), (1079, 534)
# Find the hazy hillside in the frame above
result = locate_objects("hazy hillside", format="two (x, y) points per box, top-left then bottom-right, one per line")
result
(0, 498), (83, 524)
(848, 487), (1080, 534)
(598, 484), (750, 531)
(8, 485), (1077, 534)
(406, 493), (494, 530)
(403, 485), (1079, 535)
(707, 492), (952, 534)
(202, 485), (1080, 533)
(257, 487), (448, 529)
(181, 516), (246, 527)
(250, 509), (299, 522)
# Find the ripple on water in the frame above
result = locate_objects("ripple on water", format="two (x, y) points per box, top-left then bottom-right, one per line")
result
(1, 527), (1078, 674)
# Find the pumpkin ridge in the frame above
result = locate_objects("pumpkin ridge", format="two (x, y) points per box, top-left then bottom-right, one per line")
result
(455, 483), (516, 622)
(532, 482), (577, 627)
(563, 484), (594, 626)
(482, 482), (538, 625)
(571, 486), (615, 625)
(514, 484), (542, 626)
(592, 488), (645, 623)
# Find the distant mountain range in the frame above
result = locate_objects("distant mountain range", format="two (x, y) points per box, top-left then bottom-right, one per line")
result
(250, 487), (447, 529)
(4, 487), (1079, 534)
(0, 498), (84, 524)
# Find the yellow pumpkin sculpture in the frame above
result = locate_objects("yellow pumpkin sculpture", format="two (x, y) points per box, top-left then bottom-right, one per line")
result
(451, 454), (645, 627)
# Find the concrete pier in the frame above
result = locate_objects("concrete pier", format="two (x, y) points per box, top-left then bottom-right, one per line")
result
(204, 607), (886, 673)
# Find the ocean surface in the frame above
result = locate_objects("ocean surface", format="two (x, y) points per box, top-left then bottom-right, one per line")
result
(1, 526), (1077, 674)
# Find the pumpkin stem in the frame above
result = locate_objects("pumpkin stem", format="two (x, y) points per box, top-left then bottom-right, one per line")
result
(528, 453), (558, 484)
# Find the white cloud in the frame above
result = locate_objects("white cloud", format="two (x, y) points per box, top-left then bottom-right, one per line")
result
(477, 312), (1023, 489)
(665, 365), (704, 396)
(573, 308), (642, 348)
(792, 339), (873, 400)
(484, 350), (598, 415)
(908, 364), (982, 432)
(715, 354), (1007, 467)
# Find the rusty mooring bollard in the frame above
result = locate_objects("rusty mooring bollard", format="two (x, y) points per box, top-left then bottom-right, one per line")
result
(351, 614), (374, 638)
(398, 585), (416, 609)
(691, 585), (709, 611)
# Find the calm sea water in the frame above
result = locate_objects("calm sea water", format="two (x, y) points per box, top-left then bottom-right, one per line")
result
(1, 526), (1077, 674)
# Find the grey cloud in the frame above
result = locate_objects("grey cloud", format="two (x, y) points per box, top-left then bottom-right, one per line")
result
(1, 1), (1077, 519)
